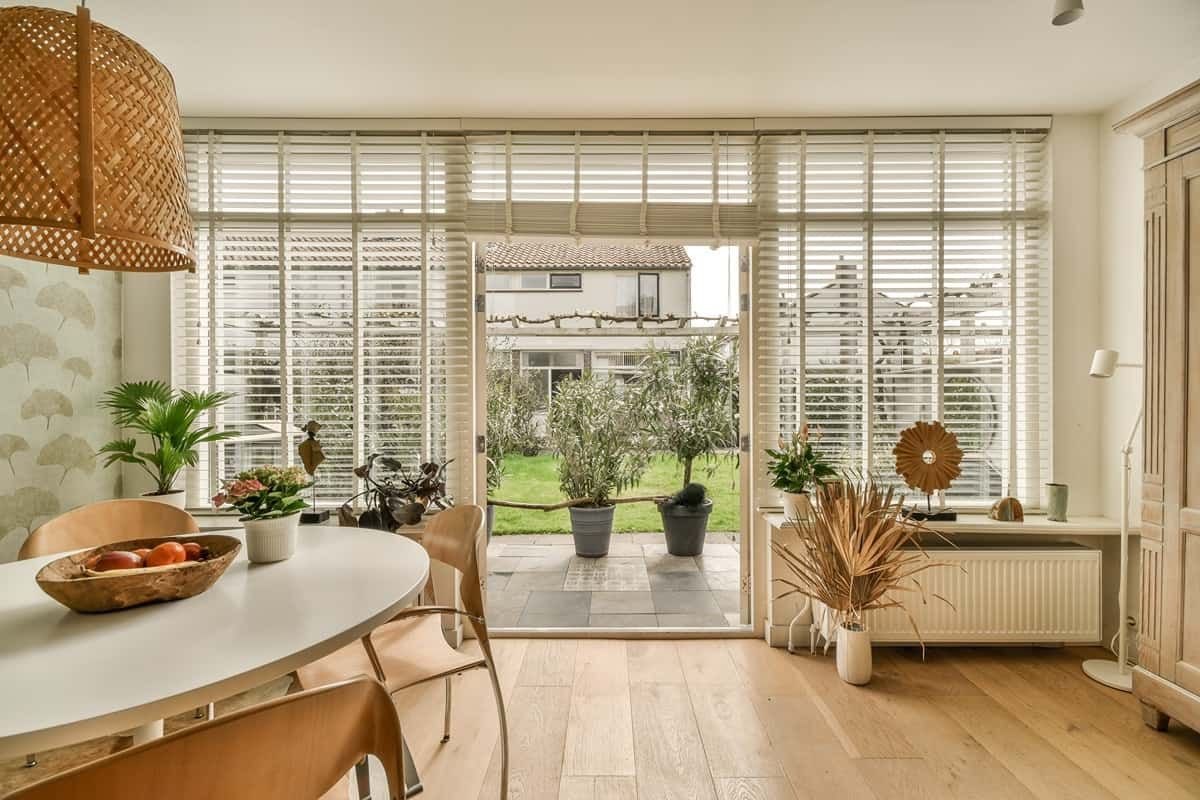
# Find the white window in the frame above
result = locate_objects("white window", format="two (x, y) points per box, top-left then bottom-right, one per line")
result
(754, 131), (1050, 506)
(174, 133), (474, 507)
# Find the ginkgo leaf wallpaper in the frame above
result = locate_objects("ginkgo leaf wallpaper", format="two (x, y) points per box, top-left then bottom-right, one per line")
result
(0, 256), (122, 561)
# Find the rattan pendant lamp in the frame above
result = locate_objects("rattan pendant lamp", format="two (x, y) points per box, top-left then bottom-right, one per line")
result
(0, 3), (194, 274)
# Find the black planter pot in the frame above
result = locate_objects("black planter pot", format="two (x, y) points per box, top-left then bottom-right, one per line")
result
(659, 499), (713, 556)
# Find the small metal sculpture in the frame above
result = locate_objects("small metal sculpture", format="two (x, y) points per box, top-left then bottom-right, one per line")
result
(298, 420), (330, 524)
(893, 420), (963, 521)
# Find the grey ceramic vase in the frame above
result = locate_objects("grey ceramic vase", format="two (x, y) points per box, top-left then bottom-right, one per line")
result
(569, 505), (615, 557)
(1046, 483), (1069, 522)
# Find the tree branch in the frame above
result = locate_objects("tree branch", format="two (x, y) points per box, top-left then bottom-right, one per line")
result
(486, 494), (668, 511)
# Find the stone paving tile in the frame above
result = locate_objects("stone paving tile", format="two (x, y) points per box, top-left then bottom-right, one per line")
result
(589, 614), (659, 628)
(517, 610), (590, 628)
(502, 544), (575, 558)
(652, 590), (721, 615)
(535, 533), (577, 545)
(724, 612), (744, 627)
(700, 543), (739, 558)
(712, 590), (741, 614)
(702, 570), (741, 591)
(525, 590), (591, 615)
(486, 556), (523, 572)
(486, 573), (509, 591)
(563, 557), (650, 591)
(490, 609), (522, 628)
(604, 542), (645, 557)
(657, 613), (729, 627)
(696, 555), (741, 572)
(490, 534), (536, 544)
(644, 554), (700, 573)
(631, 532), (665, 544)
(649, 571), (710, 591)
(505, 571), (567, 592)
(516, 555), (574, 572)
(589, 590), (655, 614)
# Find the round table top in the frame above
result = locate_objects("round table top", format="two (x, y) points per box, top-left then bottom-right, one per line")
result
(0, 525), (429, 758)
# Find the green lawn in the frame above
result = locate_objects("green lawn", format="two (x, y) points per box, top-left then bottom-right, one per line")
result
(490, 453), (741, 534)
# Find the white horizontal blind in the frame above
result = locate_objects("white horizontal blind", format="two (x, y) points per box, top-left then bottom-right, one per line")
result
(465, 133), (756, 240)
(754, 129), (1049, 507)
(175, 132), (473, 508)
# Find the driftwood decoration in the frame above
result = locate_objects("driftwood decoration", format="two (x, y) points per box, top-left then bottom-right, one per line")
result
(893, 420), (963, 495)
(487, 494), (668, 512)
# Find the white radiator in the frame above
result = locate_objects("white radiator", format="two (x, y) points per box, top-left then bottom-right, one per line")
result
(814, 548), (1102, 645)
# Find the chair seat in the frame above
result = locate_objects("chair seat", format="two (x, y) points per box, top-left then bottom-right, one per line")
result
(296, 613), (486, 694)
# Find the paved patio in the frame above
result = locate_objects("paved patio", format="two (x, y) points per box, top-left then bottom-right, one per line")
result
(486, 531), (743, 628)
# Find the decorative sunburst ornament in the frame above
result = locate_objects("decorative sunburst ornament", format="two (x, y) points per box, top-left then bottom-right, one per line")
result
(893, 421), (963, 520)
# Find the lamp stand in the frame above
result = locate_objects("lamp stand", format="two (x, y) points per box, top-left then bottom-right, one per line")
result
(1082, 406), (1143, 693)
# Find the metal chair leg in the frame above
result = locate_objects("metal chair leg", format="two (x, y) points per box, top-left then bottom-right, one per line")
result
(355, 756), (371, 800)
(484, 662), (509, 800)
(24, 754), (37, 769)
(442, 676), (453, 743)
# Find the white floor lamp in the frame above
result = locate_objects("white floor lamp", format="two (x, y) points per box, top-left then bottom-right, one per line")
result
(1082, 348), (1142, 693)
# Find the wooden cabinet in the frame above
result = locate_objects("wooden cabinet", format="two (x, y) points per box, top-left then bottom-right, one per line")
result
(1117, 79), (1200, 734)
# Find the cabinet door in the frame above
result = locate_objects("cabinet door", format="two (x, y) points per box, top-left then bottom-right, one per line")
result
(1176, 149), (1200, 695)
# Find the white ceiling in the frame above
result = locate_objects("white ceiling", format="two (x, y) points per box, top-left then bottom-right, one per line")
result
(16, 0), (1200, 118)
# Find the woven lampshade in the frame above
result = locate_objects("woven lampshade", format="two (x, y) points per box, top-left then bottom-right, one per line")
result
(0, 5), (194, 273)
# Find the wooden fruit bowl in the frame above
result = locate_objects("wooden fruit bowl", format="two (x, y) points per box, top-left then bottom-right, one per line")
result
(35, 535), (241, 613)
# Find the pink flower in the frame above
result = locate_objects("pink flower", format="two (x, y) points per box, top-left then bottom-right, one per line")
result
(212, 492), (227, 508)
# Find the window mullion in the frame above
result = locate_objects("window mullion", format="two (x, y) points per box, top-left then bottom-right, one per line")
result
(1008, 132), (1019, 497)
(350, 133), (363, 474)
(276, 132), (292, 466)
(936, 132), (946, 423)
(863, 133), (875, 476)
(206, 131), (219, 497)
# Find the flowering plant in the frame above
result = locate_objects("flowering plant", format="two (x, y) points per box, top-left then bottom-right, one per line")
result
(212, 465), (309, 520)
(765, 424), (838, 494)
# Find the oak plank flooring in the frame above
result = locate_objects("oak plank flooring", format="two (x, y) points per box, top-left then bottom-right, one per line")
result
(564, 640), (636, 777)
(6, 642), (1200, 800)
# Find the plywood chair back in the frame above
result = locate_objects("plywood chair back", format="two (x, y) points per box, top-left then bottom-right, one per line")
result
(422, 504), (487, 619)
(18, 498), (199, 560)
(7, 676), (406, 800)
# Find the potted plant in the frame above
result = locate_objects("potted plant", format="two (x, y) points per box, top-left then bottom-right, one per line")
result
(98, 381), (238, 509)
(771, 479), (955, 685)
(657, 483), (712, 556)
(765, 424), (837, 521)
(213, 465), (310, 563)
(547, 373), (648, 557)
(631, 337), (738, 555)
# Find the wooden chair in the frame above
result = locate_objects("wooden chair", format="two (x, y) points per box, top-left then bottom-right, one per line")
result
(5, 676), (406, 800)
(17, 498), (202, 769)
(295, 504), (510, 799)
(18, 499), (199, 559)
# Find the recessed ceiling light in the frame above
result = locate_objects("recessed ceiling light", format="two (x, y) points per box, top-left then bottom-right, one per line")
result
(1052, 0), (1085, 26)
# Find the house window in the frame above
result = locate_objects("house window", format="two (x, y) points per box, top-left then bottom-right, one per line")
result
(549, 273), (582, 290)
(521, 351), (583, 408)
(754, 130), (1050, 507)
(616, 276), (637, 316)
(638, 273), (660, 316)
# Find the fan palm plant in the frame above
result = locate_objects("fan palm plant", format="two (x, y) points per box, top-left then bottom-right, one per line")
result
(98, 381), (238, 496)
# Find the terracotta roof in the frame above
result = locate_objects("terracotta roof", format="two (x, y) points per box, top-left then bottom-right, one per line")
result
(479, 241), (691, 271)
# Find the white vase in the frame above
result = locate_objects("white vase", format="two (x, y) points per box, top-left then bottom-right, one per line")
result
(836, 623), (873, 685)
(140, 490), (187, 510)
(781, 491), (812, 522)
(242, 512), (301, 563)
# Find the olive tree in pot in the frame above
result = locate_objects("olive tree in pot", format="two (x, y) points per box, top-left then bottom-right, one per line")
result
(631, 337), (738, 556)
(548, 373), (647, 557)
(484, 343), (542, 535)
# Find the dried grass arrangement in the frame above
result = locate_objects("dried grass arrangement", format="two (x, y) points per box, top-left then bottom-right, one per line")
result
(771, 478), (958, 649)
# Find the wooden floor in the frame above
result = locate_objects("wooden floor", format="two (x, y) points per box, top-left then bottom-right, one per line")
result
(5, 640), (1200, 799)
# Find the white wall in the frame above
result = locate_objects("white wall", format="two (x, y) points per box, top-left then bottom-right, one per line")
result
(1049, 115), (1103, 515)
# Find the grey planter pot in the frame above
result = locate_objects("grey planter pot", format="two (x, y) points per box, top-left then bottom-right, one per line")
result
(660, 499), (713, 556)
(569, 505), (615, 557)
(486, 503), (495, 538)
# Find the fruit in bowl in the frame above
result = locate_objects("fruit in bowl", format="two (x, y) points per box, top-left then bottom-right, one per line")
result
(83, 541), (212, 574)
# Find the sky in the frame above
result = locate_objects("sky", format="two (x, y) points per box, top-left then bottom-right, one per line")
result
(686, 245), (739, 319)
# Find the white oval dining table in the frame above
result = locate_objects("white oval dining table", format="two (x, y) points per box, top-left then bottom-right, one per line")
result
(0, 525), (429, 763)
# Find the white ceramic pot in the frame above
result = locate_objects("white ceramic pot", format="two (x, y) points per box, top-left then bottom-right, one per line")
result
(781, 491), (812, 522)
(141, 490), (187, 510)
(242, 512), (301, 563)
(836, 623), (873, 685)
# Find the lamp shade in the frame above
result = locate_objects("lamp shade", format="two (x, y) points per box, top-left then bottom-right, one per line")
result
(1090, 348), (1119, 378)
(1052, 0), (1085, 26)
(0, 5), (194, 273)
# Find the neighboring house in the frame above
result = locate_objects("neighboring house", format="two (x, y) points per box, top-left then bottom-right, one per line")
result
(481, 241), (695, 406)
